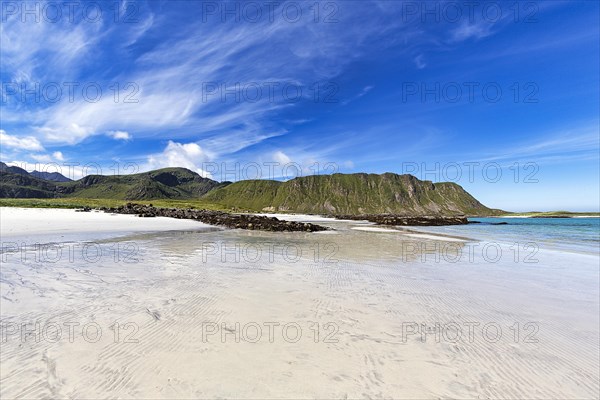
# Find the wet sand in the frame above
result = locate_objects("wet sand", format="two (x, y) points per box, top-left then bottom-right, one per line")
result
(1, 208), (598, 398)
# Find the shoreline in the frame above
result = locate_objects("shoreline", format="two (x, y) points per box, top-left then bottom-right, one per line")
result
(2, 206), (598, 257)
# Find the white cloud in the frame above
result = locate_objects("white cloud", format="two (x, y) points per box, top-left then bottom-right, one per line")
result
(450, 20), (495, 42)
(108, 130), (132, 141)
(30, 153), (53, 162)
(53, 151), (65, 161)
(145, 141), (212, 177)
(34, 92), (197, 145)
(414, 54), (426, 69)
(273, 150), (292, 165)
(0, 130), (45, 151)
(28, 150), (65, 163)
(2, 0), (506, 165)
(2, 2), (412, 150)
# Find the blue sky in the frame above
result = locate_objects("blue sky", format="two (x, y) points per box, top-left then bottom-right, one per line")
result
(1, 0), (598, 211)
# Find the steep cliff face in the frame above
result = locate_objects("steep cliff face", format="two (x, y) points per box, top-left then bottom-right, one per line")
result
(203, 173), (496, 216)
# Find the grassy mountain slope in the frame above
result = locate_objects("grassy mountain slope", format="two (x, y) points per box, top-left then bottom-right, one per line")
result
(0, 170), (59, 198)
(203, 173), (497, 215)
(62, 168), (226, 200)
(0, 168), (225, 200)
(1, 166), (498, 215)
(30, 170), (72, 182)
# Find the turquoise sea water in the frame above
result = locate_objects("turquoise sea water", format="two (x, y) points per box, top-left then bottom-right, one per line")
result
(413, 217), (600, 255)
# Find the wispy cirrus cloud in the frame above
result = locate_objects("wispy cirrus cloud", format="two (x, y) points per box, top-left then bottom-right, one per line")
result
(449, 20), (496, 42)
(465, 123), (600, 166)
(341, 86), (374, 106)
(1, 0), (594, 211)
(1, 1), (409, 155)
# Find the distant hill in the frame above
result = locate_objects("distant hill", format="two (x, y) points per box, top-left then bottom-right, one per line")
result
(0, 162), (72, 182)
(30, 170), (71, 182)
(203, 173), (498, 216)
(59, 167), (226, 200)
(0, 167), (225, 200)
(0, 162), (30, 176)
(0, 166), (499, 216)
(0, 170), (58, 198)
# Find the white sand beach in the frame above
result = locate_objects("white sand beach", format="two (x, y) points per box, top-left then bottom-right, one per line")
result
(1, 207), (216, 239)
(1, 208), (598, 399)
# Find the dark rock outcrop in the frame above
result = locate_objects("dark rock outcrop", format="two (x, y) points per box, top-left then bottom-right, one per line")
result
(331, 214), (469, 226)
(99, 203), (329, 232)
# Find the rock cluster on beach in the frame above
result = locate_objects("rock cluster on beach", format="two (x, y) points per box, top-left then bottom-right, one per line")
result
(331, 214), (469, 226)
(97, 203), (329, 232)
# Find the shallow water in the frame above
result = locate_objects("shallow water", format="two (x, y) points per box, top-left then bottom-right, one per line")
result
(411, 217), (600, 255)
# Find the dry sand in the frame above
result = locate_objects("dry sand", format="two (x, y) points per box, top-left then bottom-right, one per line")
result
(1, 208), (598, 399)
(1, 207), (216, 242)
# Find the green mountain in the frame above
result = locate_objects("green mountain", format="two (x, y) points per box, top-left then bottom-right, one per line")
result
(0, 167), (498, 215)
(30, 170), (72, 182)
(61, 168), (225, 199)
(0, 161), (30, 176)
(0, 162), (71, 182)
(0, 167), (225, 200)
(0, 170), (58, 198)
(203, 173), (497, 216)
